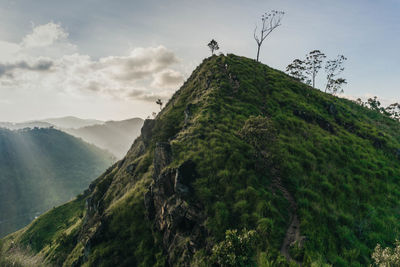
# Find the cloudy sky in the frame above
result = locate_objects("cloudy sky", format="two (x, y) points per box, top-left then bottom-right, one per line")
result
(0, 0), (399, 121)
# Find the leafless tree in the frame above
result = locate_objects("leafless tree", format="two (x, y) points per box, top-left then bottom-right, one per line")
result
(253, 10), (284, 62)
(207, 39), (219, 55)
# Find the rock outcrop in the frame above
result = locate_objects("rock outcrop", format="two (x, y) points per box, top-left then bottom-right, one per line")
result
(145, 142), (205, 266)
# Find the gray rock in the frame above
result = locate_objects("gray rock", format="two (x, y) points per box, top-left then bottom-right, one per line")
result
(141, 119), (155, 146)
(145, 154), (205, 266)
(154, 142), (172, 178)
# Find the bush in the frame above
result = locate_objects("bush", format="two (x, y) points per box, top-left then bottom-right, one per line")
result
(211, 229), (258, 266)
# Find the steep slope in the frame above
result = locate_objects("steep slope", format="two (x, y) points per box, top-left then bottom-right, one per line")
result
(2, 54), (400, 266)
(64, 118), (144, 158)
(0, 128), (114, 237)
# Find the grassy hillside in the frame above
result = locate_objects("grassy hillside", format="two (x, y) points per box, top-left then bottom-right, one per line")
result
(2, 54), (400, 266)
(0, 127), (114, 238)
(64, 118), (144, 158)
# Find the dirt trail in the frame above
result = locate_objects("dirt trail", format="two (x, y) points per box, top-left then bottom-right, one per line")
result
(272, 176), (301, 265)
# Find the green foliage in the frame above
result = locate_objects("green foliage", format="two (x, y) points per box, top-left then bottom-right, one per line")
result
(211, 229), (258, 266)
(86, 179), (164, 267)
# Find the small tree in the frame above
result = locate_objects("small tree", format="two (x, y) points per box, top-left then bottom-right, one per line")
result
(326, 78), (347, 95)
(286, 59), (308, 83)
(211, 229), (258, 267)
(325, 55), (347, 94)
(156, 98), (163, 110)
(385, 103), (400, 120)
(207, 39), (219, 55)
(367, 96), (382, 112)
(305, 50), (326, 88)
(253, 10), (284, 62)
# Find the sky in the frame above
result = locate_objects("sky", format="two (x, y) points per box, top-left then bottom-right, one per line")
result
(0, 0), (399, 121)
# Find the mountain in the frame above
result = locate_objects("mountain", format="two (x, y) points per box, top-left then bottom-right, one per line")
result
(0, 117), (143, 159)
(40, 116), (103, 129)
(0, 127), (114, 238)
(0, 117), (102, 130)
(0, 121), (54, 130)
(2, 54), (400, 266)
(64, 118), (144, 158)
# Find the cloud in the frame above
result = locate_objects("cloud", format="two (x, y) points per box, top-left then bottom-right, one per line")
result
(94, 46), (180, 82)
(0, 22), (184, 102)
(21, 22), (68, 48)
(127, 88), (175, 102)
(151, 69), (184, 88)
(0, 59), (53, 77)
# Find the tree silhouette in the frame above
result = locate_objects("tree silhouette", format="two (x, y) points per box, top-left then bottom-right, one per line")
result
(207, 39), (219, 55)
(305, 50), (326, 88)
(156, 99), (163, 110)
(325, 55), (347, 94)
(253, 10), (284, 62)
(286, 59), (308, 83)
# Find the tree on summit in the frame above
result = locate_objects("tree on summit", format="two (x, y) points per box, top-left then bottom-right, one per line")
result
(253, 10), (284, 62)
(305, 50), (326, 88)
(286, 59), (308, 83)
(156, 98), (163, 110)
(207, 39), (219, 55)
(324, 55), (347, 94)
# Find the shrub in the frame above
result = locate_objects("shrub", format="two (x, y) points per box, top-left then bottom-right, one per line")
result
(211, 229), (258, 266)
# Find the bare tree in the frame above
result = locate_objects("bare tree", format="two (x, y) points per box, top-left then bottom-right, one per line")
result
(286, 59), (308, 83)
(253, 10), (284, 62)
(324, 55), (347, 94)
(305, 50), (326, 88)
(207, 39), (219, 55)
(156, 99), (163, 110)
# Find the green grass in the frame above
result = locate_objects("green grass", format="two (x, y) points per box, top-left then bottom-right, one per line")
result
(3, 54), (400, 266)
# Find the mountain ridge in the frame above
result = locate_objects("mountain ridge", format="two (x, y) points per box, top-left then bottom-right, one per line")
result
(2, 54), (400, 266)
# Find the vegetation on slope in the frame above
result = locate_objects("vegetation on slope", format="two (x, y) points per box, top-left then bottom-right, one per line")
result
(2, 54), (400, 266)
(0, 127), (114, 237)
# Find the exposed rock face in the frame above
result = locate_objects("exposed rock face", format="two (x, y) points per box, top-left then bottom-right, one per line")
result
(184, 104), (194, 126)
(145, 142), (205, 266)
(154, 142), (172, 178)
(141, 119), (156, 147)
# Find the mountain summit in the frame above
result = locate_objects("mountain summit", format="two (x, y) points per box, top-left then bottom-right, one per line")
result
(2, 54), (400, 266)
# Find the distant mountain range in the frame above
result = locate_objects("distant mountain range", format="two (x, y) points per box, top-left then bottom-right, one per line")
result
(0, 116), (144, 158)
(64, 118), (144, 158)
(40, 116), (103, 129)
(0, 116), (102, 130)
(0, 127), (114, 237)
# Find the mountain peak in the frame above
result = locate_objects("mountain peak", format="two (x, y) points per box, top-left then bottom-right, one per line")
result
(2, 54), (400, 266)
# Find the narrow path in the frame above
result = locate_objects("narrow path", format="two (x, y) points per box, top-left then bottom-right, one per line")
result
(272, 176), (301, 265)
